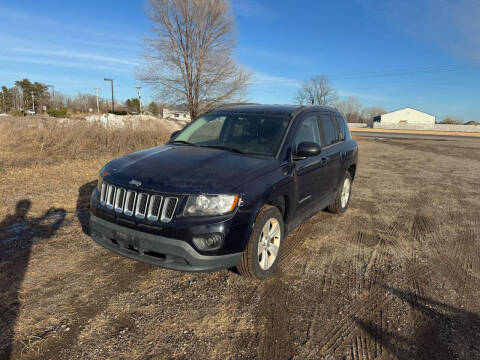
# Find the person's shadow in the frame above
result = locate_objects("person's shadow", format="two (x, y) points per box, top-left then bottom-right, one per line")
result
(0, 200), (66, 360)
(355, 284), (480, 359)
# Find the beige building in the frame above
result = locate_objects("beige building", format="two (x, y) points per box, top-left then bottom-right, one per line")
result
(374, 107), (435, 125)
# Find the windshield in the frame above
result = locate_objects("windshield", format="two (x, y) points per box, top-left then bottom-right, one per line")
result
(171, 113), (290, 156)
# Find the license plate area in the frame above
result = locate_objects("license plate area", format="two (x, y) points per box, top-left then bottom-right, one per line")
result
(115, 230), (140, 251)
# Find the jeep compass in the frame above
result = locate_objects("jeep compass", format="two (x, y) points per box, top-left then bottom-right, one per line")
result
(89, 105), (358, 279)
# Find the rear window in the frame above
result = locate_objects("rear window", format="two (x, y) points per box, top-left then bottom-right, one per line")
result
(318, 114), (338, 146)
(336, 114), (351, 140)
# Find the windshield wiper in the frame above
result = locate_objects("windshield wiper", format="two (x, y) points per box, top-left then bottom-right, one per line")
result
(169, 140), (197, 146)
(201, 145), (246, 154)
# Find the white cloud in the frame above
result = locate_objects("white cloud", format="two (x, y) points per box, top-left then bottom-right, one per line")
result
(10, 48), (138, 66)
(253, 72), (300, 87)
(0, 4), (140, 45)
(232, 0), (276, 19)
(237, 46), (312, 65)
(0, 55), (132, 73)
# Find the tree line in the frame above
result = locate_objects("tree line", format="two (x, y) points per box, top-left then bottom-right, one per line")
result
(0, 78), (166, 116)
(293, 74), (386, 125)
(1, 79), (49, 114)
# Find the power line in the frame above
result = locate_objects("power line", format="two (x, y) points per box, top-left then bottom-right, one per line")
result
(338, 79), (470, 93)
(330, 62), (480, 81)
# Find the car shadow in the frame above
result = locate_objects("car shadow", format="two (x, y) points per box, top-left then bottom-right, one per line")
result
(76, 180), (97, 236)
(0, 200), (66, 359)
(354, 284), (480, 359)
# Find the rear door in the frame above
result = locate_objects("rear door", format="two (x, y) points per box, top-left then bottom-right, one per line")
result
(316, 112), (343, 204)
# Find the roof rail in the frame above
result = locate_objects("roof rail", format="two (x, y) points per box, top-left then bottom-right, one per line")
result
(213, 102), (262, 109)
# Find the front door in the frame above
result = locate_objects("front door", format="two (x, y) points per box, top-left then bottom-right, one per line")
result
(292, 113), (331, 219)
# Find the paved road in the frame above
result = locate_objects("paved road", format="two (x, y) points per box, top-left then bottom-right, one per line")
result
(351, 130), (480, 141)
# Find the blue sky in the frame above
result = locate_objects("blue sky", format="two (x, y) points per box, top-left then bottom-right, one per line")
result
(0, 0), (479, 121)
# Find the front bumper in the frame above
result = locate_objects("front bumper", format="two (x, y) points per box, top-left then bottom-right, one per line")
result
(89, 215), (243, 272)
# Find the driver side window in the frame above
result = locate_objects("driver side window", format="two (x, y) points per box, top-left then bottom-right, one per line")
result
(294, 114), (322, 148)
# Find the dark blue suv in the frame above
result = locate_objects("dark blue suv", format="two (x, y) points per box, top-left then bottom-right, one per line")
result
(89, 105), (358, 279)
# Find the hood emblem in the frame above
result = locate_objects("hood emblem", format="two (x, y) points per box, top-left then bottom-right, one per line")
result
(129, 179), (142, 187)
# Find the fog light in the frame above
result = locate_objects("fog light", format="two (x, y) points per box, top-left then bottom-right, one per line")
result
(193, 233), (223, 250)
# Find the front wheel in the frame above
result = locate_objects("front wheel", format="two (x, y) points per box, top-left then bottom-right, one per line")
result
(236, 205), (284, 280)
(328, 171), (353, 214)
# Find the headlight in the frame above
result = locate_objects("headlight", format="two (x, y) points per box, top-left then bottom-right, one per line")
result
(184, 194), (239, 216)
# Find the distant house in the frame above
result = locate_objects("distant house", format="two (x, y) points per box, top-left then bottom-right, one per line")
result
(373, 107), (435, 126)
(162, 108), (191, 121)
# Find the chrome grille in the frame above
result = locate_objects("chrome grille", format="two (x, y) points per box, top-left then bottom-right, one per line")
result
(106, 185), (116, 209)
(99, 182), (178, 223)
(114, 188), (126, 213)
(135, 193), (149, 219)
(161, 197), (178, 222)
(100, 183), (107, 205)
(147, 195), (163, 221)
(124, 190), (137, 216)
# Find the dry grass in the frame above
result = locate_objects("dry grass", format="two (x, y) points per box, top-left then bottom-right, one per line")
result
(0, 116), (172, 169)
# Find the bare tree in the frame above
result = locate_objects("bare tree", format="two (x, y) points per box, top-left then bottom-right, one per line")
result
(139, 0), (251, 120)
(439, 116), (462, 124)
(293, 74), (337, 106)
(361, 106), (386, 125)
(336, 96), (363, 123)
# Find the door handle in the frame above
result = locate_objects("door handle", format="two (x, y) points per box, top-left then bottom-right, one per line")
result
(340, 151), (347, 159)
(320, 157), (329, 166)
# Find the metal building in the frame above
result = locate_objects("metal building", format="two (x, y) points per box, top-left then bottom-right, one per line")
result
(373, 107), (435, 125)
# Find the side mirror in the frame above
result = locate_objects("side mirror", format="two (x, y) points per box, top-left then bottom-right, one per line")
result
(295, 141), (321, 159)
(170, 130), (180, 139)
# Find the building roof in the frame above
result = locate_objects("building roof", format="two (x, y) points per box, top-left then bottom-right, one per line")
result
(382, 107), (435, 117)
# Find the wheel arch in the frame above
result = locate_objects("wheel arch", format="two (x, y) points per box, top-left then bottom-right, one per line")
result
(347, 163), (356, 180)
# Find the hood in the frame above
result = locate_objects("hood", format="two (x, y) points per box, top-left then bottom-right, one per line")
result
(103, 144), (278, 194)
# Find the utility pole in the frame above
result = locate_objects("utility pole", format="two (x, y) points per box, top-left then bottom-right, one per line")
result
(47, 85), (55, 110)
(136, 85), (142, 115)
(95, 88), (100, 114)
(104, 78), (114, 112)
(31, 92), (35, 113)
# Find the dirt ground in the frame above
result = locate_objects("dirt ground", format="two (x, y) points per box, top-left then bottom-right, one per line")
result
(1, 131), (479, 360)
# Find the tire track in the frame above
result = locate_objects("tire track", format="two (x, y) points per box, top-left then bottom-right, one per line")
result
(363, 237), (388, 290)
(419, 208), (479, 294)
(258, 218), (318, 360)
(279, 219), (314, 270)
(258, 278), (291, 360)
(300, 260), (436, 359)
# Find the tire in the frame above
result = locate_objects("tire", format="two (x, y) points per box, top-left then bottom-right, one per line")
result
(236, 205), (284, 280)
(328, 171), (353, 214)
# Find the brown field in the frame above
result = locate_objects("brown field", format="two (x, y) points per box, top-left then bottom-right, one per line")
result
(1, 116), (479, 360)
